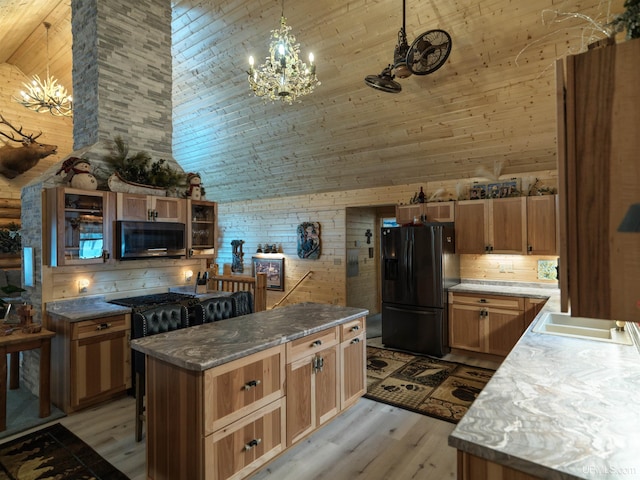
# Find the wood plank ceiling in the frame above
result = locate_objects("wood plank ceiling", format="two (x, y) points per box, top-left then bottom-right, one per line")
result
(0, 0), (625, 203)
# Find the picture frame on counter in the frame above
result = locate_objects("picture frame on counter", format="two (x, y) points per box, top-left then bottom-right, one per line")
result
(252, 256), (284, 291)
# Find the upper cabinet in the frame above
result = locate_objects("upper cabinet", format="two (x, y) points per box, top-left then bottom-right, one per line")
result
(46, 187), (115, 266)
(116, 193), (186, 223)
(526, 195), (558, 255)
(560, 39), (640, 322)
(187, 199), (217, 258)
(395, 202), (455, 225)
(456, 196), (557, 255)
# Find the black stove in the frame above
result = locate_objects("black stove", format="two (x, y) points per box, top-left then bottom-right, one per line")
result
(109, 292), (198, 312)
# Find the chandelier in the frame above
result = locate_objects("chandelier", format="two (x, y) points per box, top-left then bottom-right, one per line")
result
(14, 22), (73, 117)
(247, 2), (319, 104)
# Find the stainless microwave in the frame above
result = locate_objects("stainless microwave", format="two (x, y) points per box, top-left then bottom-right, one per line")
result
(115, 221), (186, 260)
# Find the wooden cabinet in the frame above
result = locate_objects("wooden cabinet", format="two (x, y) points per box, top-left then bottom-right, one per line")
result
(449, 293), (526, 357)
(339, 317), (366, 409)
(526, 195), (558, 255)
(457, 451), (542, 480)
(116, 192), (186, 223)
(45, 187), (115, 266)
(188, 199), (217, 258)
(286, 327), (339, 446)
(396, 202), (455, 225)
(456, 198), (527, 254)
(49, 313), (131, 413)
(524, 297), (547, 327)
(560, 40), (640, 322)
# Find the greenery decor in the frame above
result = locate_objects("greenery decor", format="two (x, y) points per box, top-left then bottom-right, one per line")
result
(610, 0), (640, 39)
(102, 137), (187, 190)
(0, 223), (21, 254)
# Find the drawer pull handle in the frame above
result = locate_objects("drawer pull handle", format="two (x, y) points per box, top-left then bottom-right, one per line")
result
(312, 340), (322, 347)
(96, 323), (112, 331)
(350, 338), (360, 344)
(479, 299), (487, 303)
(244, 379), (261, 390)
(244, 438), (262, 451)
(351, 325), (360, 331)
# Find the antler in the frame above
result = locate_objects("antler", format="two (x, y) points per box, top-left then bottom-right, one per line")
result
(0, 114), (42, 143)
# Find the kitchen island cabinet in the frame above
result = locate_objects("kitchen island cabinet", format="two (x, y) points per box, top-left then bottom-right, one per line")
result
(131, 303), (368, 480)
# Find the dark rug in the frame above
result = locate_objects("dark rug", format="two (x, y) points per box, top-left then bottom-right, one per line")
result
(365, 346), (495, 424)
(0, 423), (128, 479)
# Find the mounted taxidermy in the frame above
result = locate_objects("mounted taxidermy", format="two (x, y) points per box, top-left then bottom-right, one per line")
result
(0, 114), (57, 179)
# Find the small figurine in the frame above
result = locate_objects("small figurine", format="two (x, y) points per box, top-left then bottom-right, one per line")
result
(56, 157), (98, 190)
(186, 172), (205, 200)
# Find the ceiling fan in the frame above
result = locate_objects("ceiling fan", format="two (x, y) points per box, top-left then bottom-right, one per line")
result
(364, 0), (452, 93)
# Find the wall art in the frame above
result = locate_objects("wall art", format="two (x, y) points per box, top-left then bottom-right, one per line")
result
(252, 256), (284, 291)
(297, 222), (320, 259)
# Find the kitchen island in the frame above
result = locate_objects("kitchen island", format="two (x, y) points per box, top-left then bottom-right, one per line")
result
(131, 302), (368, 480)
(449, 301), (640, 479)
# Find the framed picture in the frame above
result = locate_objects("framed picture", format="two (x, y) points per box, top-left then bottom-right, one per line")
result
(252, 256), (285, 291)
(469, 184), (486, 200)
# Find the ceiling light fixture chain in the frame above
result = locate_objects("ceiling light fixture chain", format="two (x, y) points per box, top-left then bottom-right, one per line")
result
(247, 0), (320, 104)
(13, 22), (73, 117)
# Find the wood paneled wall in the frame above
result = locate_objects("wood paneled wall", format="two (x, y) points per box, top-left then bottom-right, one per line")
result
(217, 172), (558, 309)
(345, 207), (379, 315)
(0, 63), (74, 197)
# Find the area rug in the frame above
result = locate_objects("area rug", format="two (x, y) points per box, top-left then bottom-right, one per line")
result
(0, 423), (128, 479)
(365, 346), (495, 424)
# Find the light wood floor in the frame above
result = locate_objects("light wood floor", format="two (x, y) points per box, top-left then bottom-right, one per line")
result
(3, 344), (499, 480)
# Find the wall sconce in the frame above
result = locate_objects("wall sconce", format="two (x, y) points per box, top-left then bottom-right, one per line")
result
(78, 278), (90, 294)
(185, 270), (193, 283)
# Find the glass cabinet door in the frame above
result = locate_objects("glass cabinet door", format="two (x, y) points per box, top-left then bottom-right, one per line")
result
(188, 200), (216, 258)
(48, 188), (114, 266)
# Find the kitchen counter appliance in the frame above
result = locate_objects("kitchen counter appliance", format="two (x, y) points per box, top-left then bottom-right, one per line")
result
(381, 223), (459, 356)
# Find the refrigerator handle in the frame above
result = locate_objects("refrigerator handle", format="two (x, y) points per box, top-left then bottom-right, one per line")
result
(407, 231), (413, 295)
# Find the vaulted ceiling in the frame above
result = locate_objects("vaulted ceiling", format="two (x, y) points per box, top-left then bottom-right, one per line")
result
(0, 0), (625, 202)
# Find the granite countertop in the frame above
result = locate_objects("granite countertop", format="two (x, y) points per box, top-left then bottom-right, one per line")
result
(131, 302), (368, 372)
(47, 296), (131, 321)
(449, 280), (559, 299)
(449, 300), (640, 479)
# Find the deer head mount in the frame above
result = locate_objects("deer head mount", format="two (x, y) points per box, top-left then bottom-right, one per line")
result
(0, 114), (57, 179)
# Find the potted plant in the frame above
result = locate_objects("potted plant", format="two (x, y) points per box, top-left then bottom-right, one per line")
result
(610, 0), (640, 39)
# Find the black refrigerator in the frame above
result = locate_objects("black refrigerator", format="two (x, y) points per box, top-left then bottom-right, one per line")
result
(381, 223), (459, 357)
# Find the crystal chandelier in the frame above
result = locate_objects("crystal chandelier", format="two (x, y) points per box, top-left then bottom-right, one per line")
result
(14, 22), (73, 117)
(247, 2), (319, 104)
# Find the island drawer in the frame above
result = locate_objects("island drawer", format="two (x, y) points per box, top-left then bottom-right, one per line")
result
(71, 314), (130, 340)
(204, 344), (285, 435)
(205, 398), (285, 480)
(286, 327), (338, 363)
(449, 293), (524, 311)
(340, 317), (365, 342)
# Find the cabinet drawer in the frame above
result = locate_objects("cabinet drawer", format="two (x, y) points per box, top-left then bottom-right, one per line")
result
(204, 345), (285, 435)
(286, 327), (338, 363)
(206, 398), (285, 480)
(340, 317), (365, 342)
(450, 293), (524, 311)
(71, 314), (130, 340)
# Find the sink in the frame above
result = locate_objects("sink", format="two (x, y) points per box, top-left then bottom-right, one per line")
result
(533, 312), (633, 345)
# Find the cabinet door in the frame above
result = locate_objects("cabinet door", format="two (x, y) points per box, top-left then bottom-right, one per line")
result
(426, 202), (455, 222)
(70, 329), (130, 409)
(485, 308), (525, 356)
(526, 195), (558, 255)
(116, 193), (149, 221)
(47, 188), (114, 266)
(152, 196), (186, 223)
(490, 197), (527, 254)
(395, 204), (422, 225)
(286, 345), (338, 446)
(188, 200), (217, 258)
(448, 304), (483, 351)
(340, 333), (366, 410)
(524, 297), (547, 327)
(455, 201), (488, 254)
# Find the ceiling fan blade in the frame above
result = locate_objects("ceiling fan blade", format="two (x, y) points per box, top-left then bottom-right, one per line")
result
(407, 29), (452, 75)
